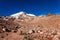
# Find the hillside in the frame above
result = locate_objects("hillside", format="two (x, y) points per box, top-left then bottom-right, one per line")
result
(0, 13), (60, 40)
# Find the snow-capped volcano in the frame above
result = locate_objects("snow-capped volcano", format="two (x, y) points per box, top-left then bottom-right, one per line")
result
(10, 11), (35, 19)
(10, 11), (26, 19)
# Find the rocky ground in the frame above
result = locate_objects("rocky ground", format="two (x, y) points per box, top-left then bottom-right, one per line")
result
(0, 14), (60, 40)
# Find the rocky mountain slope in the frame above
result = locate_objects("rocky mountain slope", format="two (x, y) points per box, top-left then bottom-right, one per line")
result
(0, 12), (60, 40)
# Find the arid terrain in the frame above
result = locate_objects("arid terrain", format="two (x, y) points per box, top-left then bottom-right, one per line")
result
(0, 13), (60, 40)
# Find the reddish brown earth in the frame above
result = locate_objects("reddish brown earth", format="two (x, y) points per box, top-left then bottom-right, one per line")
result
(0, 15), (60, 40)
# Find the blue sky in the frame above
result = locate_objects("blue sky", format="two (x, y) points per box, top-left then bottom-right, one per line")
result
(0, 0), (59, 16)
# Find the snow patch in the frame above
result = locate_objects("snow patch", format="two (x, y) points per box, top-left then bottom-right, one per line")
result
(26, 14), (35, 16)
(39, 15), (46, 17)
(10, 11), (25, 19)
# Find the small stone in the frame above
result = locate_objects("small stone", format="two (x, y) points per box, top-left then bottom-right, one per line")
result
(28, 30), (32, 34)
(13, 30), (17, 33)
(37, 30), (40, 33)
(15, 25), (19, 30)
(3, 18), (8, 21)
(2, 28), (5, 32)
(6, 34), (8, 36)
(52, 31), (57, 35)
(40, 32), (43, 34)
(32, 30), (35, 33)
(5, 29), (11, 32)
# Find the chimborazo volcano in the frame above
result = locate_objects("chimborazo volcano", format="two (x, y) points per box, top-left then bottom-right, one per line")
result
(0, 12), (60, 40)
